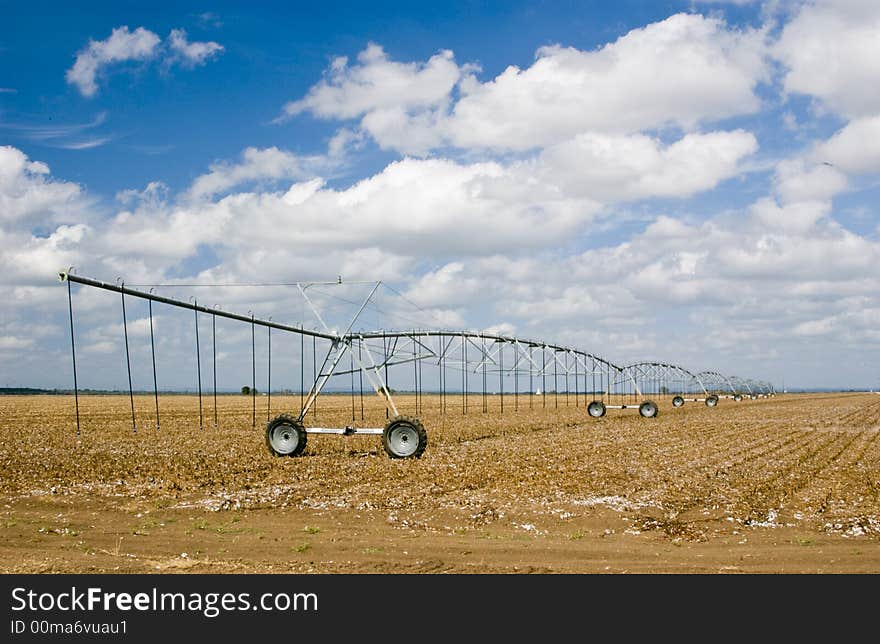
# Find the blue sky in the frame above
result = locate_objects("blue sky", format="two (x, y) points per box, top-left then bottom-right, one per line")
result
(1, 0), (879, 390)
(3, 0), (768, 196)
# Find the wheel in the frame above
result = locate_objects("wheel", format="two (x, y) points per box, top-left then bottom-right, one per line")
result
(265, 414), (307, 457)
(705, 395), (719, 407)
(639, 401), (659, 418)
(587, 400), (606, 418)
(672, 396), (684, 408)
(734, 394), (743, 402)
(383, 415), (427, 459)
(750, 394), (758, 400)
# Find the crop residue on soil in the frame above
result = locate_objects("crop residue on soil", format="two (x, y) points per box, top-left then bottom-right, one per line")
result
(0, 392), (878, 573)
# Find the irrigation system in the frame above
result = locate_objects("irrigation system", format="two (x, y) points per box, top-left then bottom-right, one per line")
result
(59, 270), (776, 459)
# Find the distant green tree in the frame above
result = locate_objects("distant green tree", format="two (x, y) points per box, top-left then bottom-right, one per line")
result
(241, 386), (250, 395)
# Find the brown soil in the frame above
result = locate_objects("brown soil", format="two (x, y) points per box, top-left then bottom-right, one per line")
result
(1, 392), (878, 573)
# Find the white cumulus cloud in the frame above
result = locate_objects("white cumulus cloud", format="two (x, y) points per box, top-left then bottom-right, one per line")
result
(284, 14), (769, 154)
(167, 28), (224, 68)
(66, 26), (223, 97)
(279, 44), (465, 155)
(775, 0), (880, 118)
(0, 146), (83, 224)
(536, 129), (758, 201)
(814, 115), (880, 175)
(66, 26), (161, 97)
(186, 147), (332, 200)
(772, 158), (848, 204)
(448, 14), (768, 150)
(283, 43), (463, 120)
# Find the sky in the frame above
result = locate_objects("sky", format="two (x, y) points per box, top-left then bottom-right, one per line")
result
(1, 0), (879, 392)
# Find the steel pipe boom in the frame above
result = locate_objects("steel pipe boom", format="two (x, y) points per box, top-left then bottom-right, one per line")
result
(59, 271), (338, 341)
(349, 329), (619, 373)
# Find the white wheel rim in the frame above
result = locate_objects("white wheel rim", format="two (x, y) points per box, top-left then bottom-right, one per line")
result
(673, 397), (684, 407)
(270, 424), (299, 454)
(640, 403), (657, 417)
(388, 423), (419, 457)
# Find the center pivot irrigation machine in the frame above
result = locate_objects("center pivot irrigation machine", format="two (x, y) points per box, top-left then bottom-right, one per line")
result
(59, 270), (775, 459)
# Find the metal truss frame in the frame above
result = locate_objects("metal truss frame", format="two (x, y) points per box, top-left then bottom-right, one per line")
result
(59, 270), (776, 451)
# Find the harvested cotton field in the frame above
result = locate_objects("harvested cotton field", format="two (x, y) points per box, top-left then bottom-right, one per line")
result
(1, 392), (877, 573)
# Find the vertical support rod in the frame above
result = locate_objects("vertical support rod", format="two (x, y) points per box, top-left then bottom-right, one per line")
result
(605, 363), (609, 404)
(529, 345), (534, 410)
(514, 344), (519, 412)
(593, 361), (597, 403)
(251, 314), (255, 429)
(120, 285), (136, 433)
(462, 334), (467, 415)
(267, 325), (271, 421)
(194, 304), (202, 431)
(212, 313), (217, 430)
(312, 335), (317, 419)
(499, 341), (504, 415)
(482, 336), (487, 414)
(417, 338), (423, 416)
(412, 340), (419, 416)
(358, 341), (365, 421)
(542, 346), (547, 409)
(66, 279), (81, 436)
(384, 335), (390, 420)
(554, 349), (559, 410)
(439, 336), (445, 416)
(350, 346), (356, 422)
(300, 331), (304, 413)
(149, 299), (159, 431)
(565, 352), (570, 407)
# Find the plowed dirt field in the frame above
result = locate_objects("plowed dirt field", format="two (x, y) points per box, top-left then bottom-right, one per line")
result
(1, 392), (878, 572)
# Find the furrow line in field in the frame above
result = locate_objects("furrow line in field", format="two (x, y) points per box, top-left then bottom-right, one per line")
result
(734, 432), (857, 522)
(785, 428), (880, 516)
(836, 400), (880, 427)
(644, 421), (747, 458)
(666, 427), (795, 477)
(657, 429), (809, 516)
(832, 429), (880, 507)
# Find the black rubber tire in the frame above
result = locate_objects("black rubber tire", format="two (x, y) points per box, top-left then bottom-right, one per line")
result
(734, 394), (743, 402)
(587, 400), (606, 418)
(672, 396), (685, 408)
(705, 395), (719, 407)
(639, 401), (659, 418)
(265, 414), (307, 457)
(383, 415), (427, 459)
